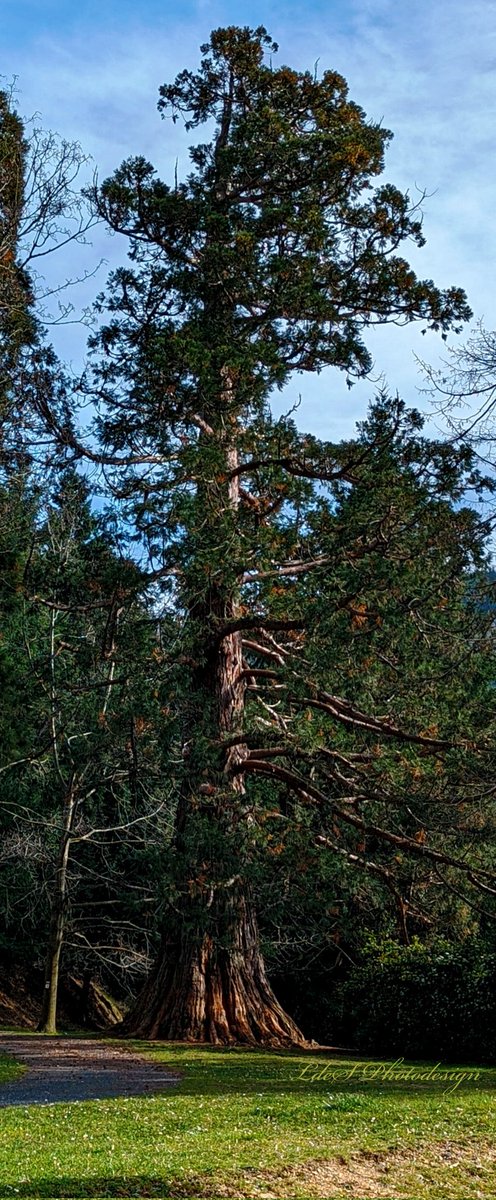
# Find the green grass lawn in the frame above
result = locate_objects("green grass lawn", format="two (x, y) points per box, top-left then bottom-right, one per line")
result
(0, 1051), (24, 1085)
(0, 1041), (494, 1199)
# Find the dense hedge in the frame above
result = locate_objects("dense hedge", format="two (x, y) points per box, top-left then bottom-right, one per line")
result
(277, 934), (496, 1063)
(331, 936), (496, 1063)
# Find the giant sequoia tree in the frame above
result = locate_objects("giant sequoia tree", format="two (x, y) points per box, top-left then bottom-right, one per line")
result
(63, 26), (495, 1044)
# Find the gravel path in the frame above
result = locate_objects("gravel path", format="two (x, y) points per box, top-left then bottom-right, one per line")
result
(0, 1035), (179, 1107)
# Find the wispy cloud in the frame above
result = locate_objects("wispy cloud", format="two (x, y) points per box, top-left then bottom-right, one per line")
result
(4, 0), (495, 436)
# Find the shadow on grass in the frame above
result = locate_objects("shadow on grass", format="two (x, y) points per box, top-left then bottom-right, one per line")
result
(119, 1044), (496, 1100)
(0, 1180), (206, 1198)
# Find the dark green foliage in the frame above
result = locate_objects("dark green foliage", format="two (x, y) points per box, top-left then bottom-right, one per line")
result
(89, 27), (471, 454)
(332, 934), (496, 1063)
(0, 470), (174, 993)
(0, 476), (38, 762)
(236, 399), (496, 933)
(0, 91), (36, 375)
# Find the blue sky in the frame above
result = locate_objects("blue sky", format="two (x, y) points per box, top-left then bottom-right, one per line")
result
(3, 0), (496, 439)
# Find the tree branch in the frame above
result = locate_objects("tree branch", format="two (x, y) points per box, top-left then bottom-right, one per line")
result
(238, 759), (496, 885)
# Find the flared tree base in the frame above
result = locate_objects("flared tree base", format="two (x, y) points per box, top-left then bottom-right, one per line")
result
(120, 902), (308, 1046)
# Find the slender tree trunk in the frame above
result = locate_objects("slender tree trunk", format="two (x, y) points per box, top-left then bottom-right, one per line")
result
(37, 783), (76, 1034)
(122, 386), (308, 1046)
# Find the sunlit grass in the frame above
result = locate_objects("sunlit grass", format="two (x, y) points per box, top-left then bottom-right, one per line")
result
(0, 1039), (494, 1198)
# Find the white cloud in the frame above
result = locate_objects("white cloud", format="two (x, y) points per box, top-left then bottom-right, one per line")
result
(4, 0), (495, 438)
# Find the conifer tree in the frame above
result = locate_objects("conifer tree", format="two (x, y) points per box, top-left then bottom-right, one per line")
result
(69, 27), (493, 1044)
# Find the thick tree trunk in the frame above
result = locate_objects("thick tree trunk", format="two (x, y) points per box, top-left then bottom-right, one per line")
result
(121, 892), (307, 1045)
(121, 386), (308, 1046)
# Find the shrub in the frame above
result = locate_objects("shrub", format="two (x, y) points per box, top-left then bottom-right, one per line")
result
(332, 935), (496, 1063)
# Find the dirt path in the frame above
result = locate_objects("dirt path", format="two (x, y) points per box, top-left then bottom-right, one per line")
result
(0, 1035), (179, 1107)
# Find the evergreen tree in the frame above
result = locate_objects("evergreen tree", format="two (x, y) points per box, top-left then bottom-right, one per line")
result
(0, 469), (172, 1030)
(58, 27), (493, 1044)
(0, 91), (36, 380)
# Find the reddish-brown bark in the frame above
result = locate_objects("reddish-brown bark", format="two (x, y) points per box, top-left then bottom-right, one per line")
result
(120, 893), (307, 1045)
(120, 411), (308, 1046)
